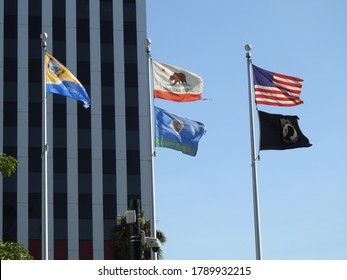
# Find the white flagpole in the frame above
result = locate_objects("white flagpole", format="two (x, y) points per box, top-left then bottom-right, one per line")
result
(40, 33), (49, 260)
(144, 38), (158, 260)
(245, 44), (262, 260)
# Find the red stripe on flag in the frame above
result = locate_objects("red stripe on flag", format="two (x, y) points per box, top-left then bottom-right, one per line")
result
(255, 87), (301, 96)
(255, 93), (303, 102)
(255, 100), (304, 106)
(273, 79), (303, 89)
(255, 85), (303, 106)
(274, 85), (302, 94)
(154, 90), (202, 102)
(274, 72), (304, 82)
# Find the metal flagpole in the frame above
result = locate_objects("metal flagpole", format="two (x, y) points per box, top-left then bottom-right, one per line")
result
(145, 38), (158, 260)
(41, 32), (49, 260)
(245, 44), (262, 260)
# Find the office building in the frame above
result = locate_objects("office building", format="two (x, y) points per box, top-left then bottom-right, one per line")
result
(0, 0), (152, 259)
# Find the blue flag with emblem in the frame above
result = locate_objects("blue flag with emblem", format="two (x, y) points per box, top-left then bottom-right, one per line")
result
(155, 106), (206, 156)
(45, 52), (90, 108)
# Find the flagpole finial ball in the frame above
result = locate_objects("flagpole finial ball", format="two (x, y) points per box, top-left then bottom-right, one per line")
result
(245, 44), (252, 52)
(144, 38), (151, 46)
(40, 33), (48, 41)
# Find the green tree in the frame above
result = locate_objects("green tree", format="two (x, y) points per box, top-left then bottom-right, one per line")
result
(0, 153), (18, 177)
(109, 211), (166, 260)
(0, 154), (32, 260)
(0, 240), (34, 260)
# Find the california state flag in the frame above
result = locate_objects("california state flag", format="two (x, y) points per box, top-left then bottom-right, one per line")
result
(152, 59), (203, 102)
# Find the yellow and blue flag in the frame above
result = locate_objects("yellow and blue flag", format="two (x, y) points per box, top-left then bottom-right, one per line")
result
(155, 106), (206, 156)
(45, 52), (90, 108)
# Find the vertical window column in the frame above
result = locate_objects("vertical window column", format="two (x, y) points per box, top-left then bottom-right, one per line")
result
(66, 0), (80, 260)
(17, 0), (29, 249)
(90, 0), (104, 260)
(114, 0), (128, 227)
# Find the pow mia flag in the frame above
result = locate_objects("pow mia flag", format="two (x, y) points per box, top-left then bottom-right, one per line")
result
(258, 110), (312, 150)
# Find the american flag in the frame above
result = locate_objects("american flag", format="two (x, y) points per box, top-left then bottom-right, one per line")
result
(252, 65), (304, 106)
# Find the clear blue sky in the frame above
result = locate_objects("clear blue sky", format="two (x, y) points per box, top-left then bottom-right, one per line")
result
(146, 0), (347, 260)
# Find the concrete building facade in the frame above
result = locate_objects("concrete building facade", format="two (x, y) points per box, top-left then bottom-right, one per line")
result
(0, 0), (152, 259)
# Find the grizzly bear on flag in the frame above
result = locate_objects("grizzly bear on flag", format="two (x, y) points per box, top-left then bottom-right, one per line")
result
(169, 73), (187, 85)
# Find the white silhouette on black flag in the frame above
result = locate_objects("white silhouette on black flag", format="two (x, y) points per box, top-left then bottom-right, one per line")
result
(258, 110), (312, 150)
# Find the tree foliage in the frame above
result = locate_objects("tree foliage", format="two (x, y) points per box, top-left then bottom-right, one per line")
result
(0, 153), (31, 260)
(109, 211), (166, 260)
(0, 240), (34, 260)
(0, 153), (18, 177)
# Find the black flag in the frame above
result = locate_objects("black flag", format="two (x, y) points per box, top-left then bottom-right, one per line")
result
(258, 110), (312, 150)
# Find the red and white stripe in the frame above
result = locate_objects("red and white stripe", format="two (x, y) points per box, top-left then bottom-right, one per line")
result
(255, 73), (304, 106)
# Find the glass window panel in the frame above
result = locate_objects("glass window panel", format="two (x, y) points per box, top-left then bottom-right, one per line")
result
(103, 150), (115, 174)
(103, 194), (116, 219)
(4, 58), (17, 82)
(54, 194), (67, 218)
(53, 148), (67, 173)
(4, 102), (17, 126)
(29, 193), (41, 218)
(54, 219), (68, 239)
(78, 149), (91, 173)
(79, 194), (92, 219)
